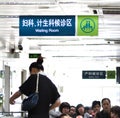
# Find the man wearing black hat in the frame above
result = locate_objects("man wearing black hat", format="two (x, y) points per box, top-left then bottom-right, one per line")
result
(9, 61), (61, 118)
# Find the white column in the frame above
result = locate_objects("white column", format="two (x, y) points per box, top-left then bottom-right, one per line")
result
(4, 65), (10, 113)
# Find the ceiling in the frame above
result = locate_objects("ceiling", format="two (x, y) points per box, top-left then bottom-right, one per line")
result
(0, 0), (120, 61)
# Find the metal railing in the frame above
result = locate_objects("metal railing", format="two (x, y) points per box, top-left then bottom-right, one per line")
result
(0, 111), (27, 118)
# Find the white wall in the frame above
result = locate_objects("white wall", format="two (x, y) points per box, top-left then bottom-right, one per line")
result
(44, 57), (120, 107)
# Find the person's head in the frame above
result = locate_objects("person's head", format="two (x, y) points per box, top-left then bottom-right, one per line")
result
(76, 104), (85, 116)
(59, 102), (70, 114)
(101, 98), (111, 112)
(69, 106), (76, 116)
(110, 105), (120, 118)
(59, 113), (72, 118)
(92, 100), (101, 113)
(84, 106), (93, 114)
(29, 62), (42, 74)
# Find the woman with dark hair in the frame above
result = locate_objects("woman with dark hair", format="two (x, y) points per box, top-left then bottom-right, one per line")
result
(29, 54), (44, 75)
(69, 105), (76, 118)
(9, 55), (61, 118)
(75, 104), (84, 118)
(59, 102), (71, 115)
(110, 105), (120, 118)
(91, 100), (101, 118)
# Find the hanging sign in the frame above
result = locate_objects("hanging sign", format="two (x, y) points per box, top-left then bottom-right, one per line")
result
(29, 53), (41, 58)
(77, 15), (98, 36)
(82, 70), (106, 79)
(19, 15), (75, 36)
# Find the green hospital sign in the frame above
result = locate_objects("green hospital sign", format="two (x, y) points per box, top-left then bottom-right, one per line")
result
(77, 15), (98, 36)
